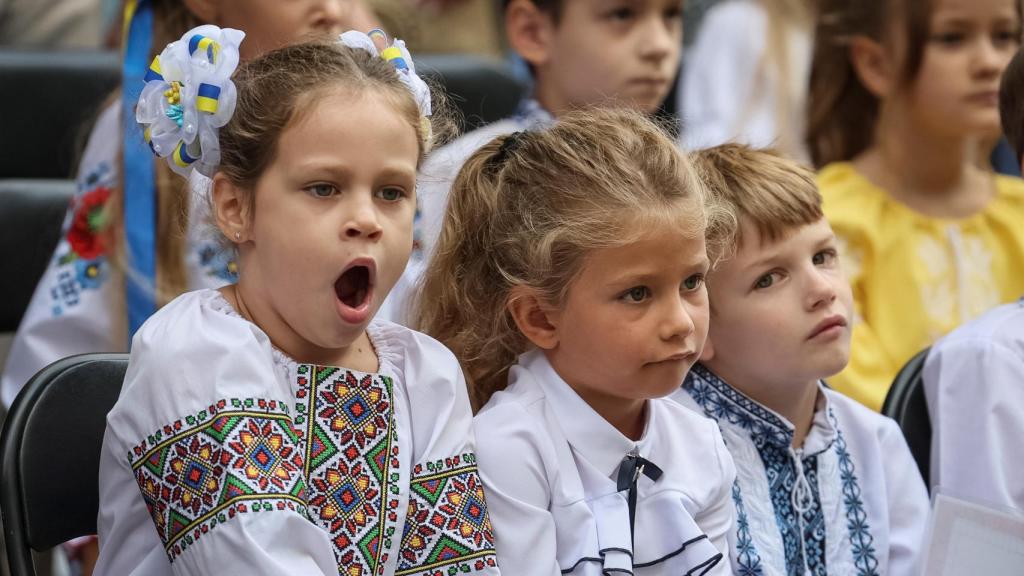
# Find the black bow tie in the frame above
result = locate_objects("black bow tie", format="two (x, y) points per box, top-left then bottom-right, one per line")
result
(616, 450), (664, 549)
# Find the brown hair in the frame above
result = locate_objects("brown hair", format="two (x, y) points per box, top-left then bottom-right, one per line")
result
(692, 144), (822, 254)
(807, 0), (932, 168)
(216, 40), (447, 218)
(416, 108), (715, 410)
(1000, 47), (1024, 159)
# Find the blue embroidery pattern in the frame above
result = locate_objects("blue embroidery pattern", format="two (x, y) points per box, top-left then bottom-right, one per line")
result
(732, 482), (764, 576)
(685, 365), (792, 447)
(832, 414), (880, 576)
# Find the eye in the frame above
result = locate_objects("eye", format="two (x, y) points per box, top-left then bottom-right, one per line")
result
(606, 6), (635, 22)
(812, 248), (838, 266)
(375, 187), (406, 202)
(754, 272), (778, 290)
(305, 183), (336, 198)
(621, 286), (651, 303)
(663, 5), (683, 22)
(682, 273), (705, 291)
(932, 31), (965, 46)
(994, 28), (1021, 46)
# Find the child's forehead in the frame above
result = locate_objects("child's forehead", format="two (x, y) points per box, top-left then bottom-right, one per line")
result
(719, 216), (833, 269)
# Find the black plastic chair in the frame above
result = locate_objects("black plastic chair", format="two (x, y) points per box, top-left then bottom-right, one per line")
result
(0, 179), (76, 333)
(0, 50), (120, 179)
(0, 353), (128, 576)
(416, 54), (527, 131)
(881, 347), (932, 485)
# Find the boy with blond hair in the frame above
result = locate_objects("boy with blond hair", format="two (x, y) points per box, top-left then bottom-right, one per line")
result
(672, 144), (929, 576)
(383, 0), (684, 320)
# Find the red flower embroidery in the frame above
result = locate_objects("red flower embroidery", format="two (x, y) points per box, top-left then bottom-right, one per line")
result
(66, 186), (111, 260)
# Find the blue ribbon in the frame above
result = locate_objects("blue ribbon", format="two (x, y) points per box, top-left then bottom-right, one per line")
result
(122, 0), (156, 341)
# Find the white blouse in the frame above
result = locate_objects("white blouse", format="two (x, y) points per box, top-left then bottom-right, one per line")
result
(924, 299), (1024, 510)
(473, 349), (736, 576)
(95, 289), (500, 576)
(674, 365), (930, 576)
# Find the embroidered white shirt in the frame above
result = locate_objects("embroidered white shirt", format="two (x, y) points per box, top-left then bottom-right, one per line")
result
(474, 349), (736, 576)
(674, 365), (930, 576)
(924, 298), (1024, 510)
(95, 289), (500, 576)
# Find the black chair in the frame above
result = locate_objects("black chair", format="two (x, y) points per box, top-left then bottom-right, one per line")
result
(417, 54), (527, 131)
(881, 346), (932, 485)
(0, 50), (120, 179)
(0, 180), (76, 333)
(0, 353), (128, 576)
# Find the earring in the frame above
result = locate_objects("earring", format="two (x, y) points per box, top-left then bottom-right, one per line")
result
(234, 231), (241, 241)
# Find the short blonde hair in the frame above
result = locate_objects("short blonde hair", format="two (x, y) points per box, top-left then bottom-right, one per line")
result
(416, 108), (711, 410)
(692, 143), (822, 254)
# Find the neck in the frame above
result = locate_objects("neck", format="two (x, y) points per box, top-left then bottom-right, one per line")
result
(532, 75), (568, 118)
(854, 101), (994, 218)
(706, 362), (818, 448)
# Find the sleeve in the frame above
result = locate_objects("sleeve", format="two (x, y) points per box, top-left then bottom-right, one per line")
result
(2, 102), (124, 407)
(98, 302), (339, 575)
(827, 229), (898, 412)
(394, 331), (501, 575)
(923, 335), (1024, 509)
(473, 403), (561, 576)
(878, 419), (930, 576)
(694, 422), (738, 575)
(680, 1), (769, 150)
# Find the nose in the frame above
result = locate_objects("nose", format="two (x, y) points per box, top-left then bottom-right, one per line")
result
(972, 36), (1004, 79)
(343, 194), (383, 240)
(660, 294), (697, 342)
(313, 0), (348, 35)
(638, 14), (677, 66)
(805, 268), (838, 311)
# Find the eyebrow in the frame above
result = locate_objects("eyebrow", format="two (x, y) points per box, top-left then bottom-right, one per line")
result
(742, 232), (836, 272)
(605, 255), (711, 286)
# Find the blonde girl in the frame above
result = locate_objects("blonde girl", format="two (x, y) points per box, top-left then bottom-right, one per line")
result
(808, 0), (1024, 411)
(418, 108), (735, 576)
(96, 29), (498, 576)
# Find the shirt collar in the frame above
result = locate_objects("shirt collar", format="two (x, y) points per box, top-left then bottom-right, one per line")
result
(511, 98), (555, 128)
(519, 349), (652, 478)
(684, 364), (837, 453)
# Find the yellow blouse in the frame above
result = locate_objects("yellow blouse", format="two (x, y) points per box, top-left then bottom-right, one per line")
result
(819, 162), (1024, 411)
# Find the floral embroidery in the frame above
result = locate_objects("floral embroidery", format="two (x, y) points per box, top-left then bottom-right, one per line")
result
(732, 482), (764, 576)
(831, 415), (880, 576)
(396, 453), (498, 576)
(293, 365), (401, 576)
(128, 398), (306, 561)
(64, 186), (111, 260)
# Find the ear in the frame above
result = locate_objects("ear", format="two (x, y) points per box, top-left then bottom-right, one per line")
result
(849, 36), (896, 98)
(182, 0), (218, 23)
(505, 0), (557, 68)
(210, 172), (251, 244)
(507, 286), (561, 350)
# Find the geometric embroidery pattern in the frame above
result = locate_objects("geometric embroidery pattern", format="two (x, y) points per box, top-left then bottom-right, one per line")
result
(395, 453), (497, 576)
(128, 398), (306, 561)
(293, 365), (401, 576)
(832, 416), (880, 576)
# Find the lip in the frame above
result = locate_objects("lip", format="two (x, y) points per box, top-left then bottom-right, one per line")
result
(650, 350), (698, 365)
(630, 77), (670, 88)
(334, 257), (376, 325)
(807, 315), (848, 340)
(966, 90), (999, 106)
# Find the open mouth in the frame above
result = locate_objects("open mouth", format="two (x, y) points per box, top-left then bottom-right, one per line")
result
(335, 265), (371, 309)
(333, 259), (376, 325)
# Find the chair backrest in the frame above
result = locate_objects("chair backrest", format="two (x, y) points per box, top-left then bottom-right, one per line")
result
(0, 50), (120, 179)
(881, 346), (932, 484)
(0, 179), (76, 332)
(416, 54), (527, 131)
(0, 353), (128, 575)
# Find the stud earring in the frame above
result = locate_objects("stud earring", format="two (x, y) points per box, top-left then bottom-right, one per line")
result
(234, 231), (241, 241)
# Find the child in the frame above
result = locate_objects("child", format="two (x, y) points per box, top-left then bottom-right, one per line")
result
(1, 0), (378, 408)
(418, 108), (735, 575)
(385, 0), (684, 320)
(95, 29), (499, 576)
(674, 144), (930, 575)
(922, 46), (1024, 510)
(682, 0), (814, 161)
(807, 0), (1024, 411)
